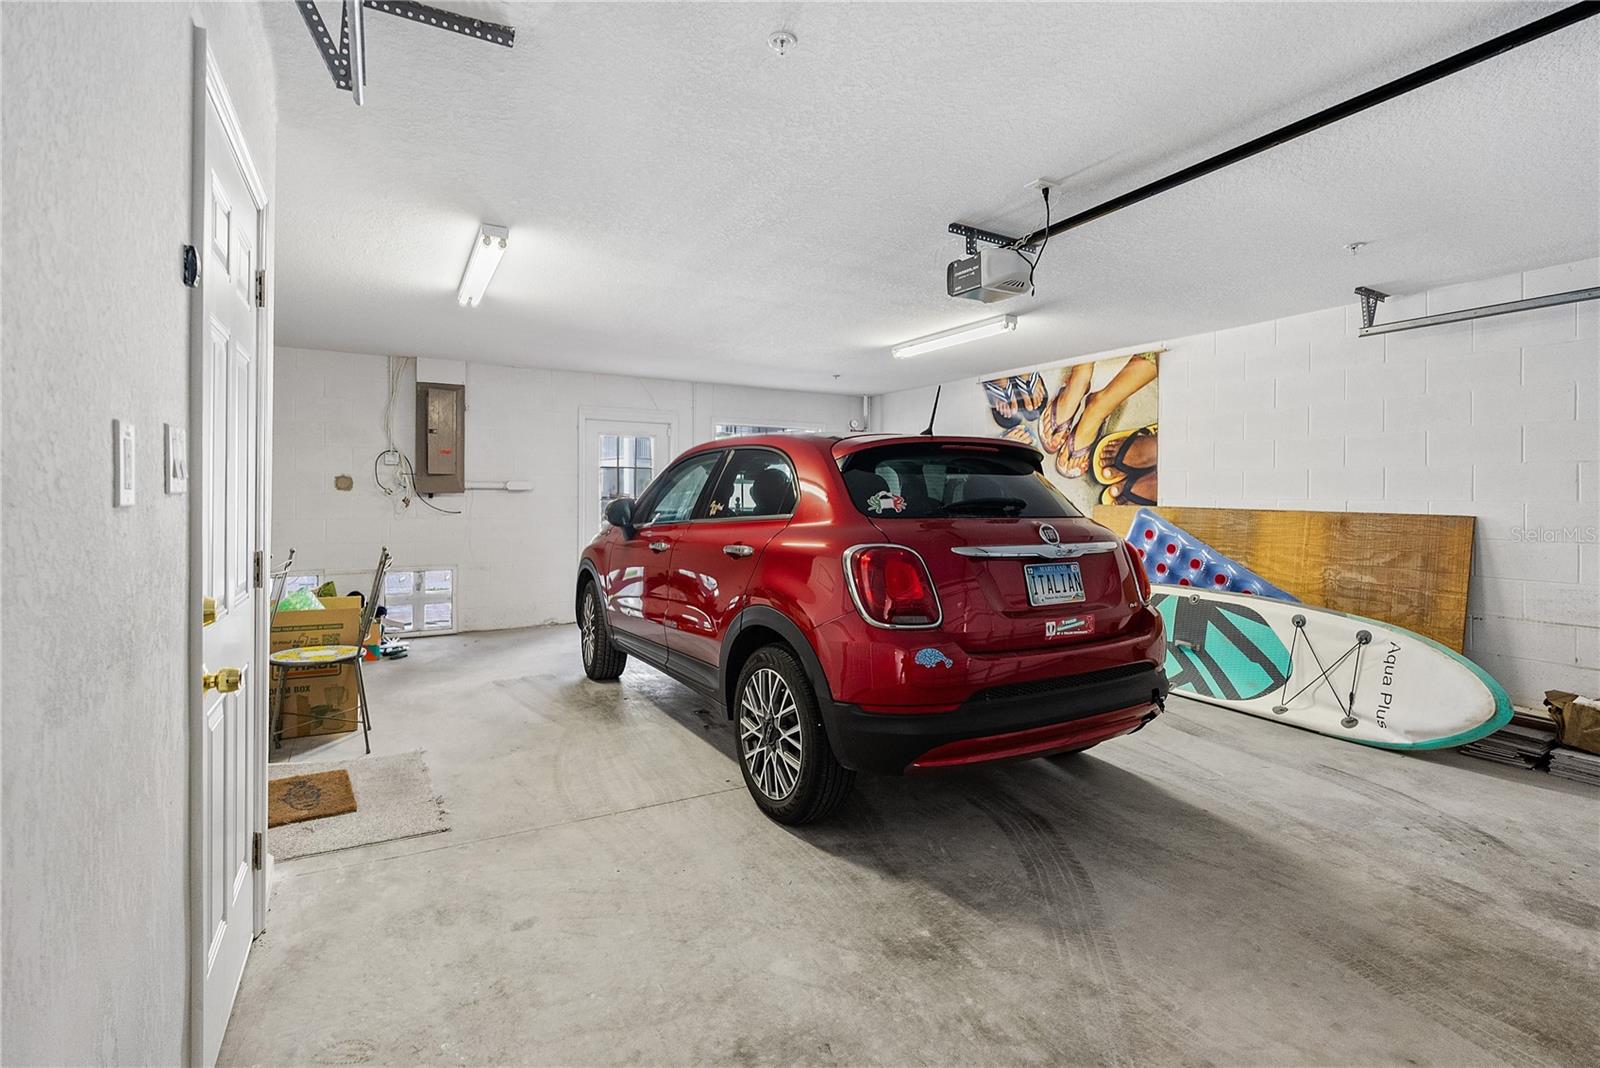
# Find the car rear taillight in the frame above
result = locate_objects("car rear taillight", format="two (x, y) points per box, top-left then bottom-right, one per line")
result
(1123, 541), (1152, 605)
(846, 545), (942, 628)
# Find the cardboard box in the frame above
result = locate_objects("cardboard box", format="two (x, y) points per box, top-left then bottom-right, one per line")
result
(270, 596), (363, 738)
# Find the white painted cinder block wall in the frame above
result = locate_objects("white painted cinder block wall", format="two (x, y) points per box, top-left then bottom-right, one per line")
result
(273, 348), (864, 630)
(1, 5), (277, 1065)
(876, 259), (1600, 706)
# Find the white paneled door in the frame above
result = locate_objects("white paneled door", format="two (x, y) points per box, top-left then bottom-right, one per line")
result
(193, 40), (268, 1068)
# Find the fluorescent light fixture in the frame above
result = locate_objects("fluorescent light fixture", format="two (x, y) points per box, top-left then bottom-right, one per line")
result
(457, 224), (509, 308)
(891, 314), (1016, 359)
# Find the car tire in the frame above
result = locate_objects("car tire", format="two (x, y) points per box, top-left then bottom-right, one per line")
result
(579, 580), (627, 681)
(734, 644), (854, 824)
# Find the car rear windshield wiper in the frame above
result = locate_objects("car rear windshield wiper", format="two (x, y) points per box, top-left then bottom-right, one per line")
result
(941, 496), (1029, 516)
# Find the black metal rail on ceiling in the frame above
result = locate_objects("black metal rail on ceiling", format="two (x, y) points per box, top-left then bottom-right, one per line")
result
(960, 2), (1600, 252)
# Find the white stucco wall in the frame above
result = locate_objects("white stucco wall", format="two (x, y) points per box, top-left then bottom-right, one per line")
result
(1, 4), (276, 1063)
(273, 347), (865, 630)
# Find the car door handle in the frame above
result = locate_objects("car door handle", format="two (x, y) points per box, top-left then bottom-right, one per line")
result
(649, 541), (671, 553)
(722, 544), (754, 558)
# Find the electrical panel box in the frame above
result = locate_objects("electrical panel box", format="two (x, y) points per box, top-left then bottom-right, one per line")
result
(414, 381), (465, 494)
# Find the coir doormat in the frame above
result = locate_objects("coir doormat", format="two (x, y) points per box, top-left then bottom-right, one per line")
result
(268, 751), (449, 860)
(269, 769), (358, 827)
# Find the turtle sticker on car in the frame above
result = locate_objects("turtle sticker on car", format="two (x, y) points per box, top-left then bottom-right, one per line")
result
(914, 648), (954, 669)
(866, 490), (906, 514)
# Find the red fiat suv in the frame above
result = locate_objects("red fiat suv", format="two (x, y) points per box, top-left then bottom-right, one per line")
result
(576, 433), (1168, 823)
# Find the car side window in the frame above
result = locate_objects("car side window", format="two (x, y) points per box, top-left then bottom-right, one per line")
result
(637, 452), (723, 526)
(704, 449), (798, 520)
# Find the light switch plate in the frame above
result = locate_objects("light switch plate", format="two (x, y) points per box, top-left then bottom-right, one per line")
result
(164, 424), (188, 495)
(113, 419), (136, 507)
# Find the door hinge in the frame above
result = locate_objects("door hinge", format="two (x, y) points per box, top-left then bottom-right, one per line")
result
(253, 550), (265, 589)
(255, 268), (267, 308)
(252, 831), (264, 871)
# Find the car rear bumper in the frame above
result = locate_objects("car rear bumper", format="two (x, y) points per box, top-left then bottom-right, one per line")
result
(820, 661), (1169, 774)
(811, 606), (1167, 712)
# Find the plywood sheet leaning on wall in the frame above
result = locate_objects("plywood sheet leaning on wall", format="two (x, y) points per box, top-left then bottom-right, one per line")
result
(1092, 505), (1475, 652)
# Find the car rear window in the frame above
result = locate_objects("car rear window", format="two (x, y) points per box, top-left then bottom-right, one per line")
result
(839, 443), (1082, 519)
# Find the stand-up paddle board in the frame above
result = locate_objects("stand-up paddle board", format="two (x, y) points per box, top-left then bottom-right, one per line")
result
(1150, 587), (1511, 750)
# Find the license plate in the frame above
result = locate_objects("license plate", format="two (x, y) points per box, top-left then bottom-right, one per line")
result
(1024, 562), (1085, 607)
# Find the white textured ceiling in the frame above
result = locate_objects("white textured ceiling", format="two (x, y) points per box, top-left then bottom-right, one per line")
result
(266, 2), (1599, 393)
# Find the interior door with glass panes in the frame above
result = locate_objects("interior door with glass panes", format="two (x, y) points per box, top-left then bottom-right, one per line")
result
(580, 418), (672, 544)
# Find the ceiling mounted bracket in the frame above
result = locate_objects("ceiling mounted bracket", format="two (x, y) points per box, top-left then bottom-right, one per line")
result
(364, 1), (515, 47)
(296, 1), (352, 89)
(296, 0), (514, 104)
(947, 223), (1038, 256)
(1355, 285), (1600, 337)
(1354, 287), (1389, 330)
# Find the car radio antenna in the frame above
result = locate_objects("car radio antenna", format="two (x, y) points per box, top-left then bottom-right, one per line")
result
(920, 386), (941, 435)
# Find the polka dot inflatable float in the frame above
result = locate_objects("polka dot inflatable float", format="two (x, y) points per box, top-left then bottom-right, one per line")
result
(1126, 507), (1298, 602)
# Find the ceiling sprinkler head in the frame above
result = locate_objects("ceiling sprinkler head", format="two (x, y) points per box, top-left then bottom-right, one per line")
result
(768, 30), (797, 57)
(1345, 241), (1368, 256)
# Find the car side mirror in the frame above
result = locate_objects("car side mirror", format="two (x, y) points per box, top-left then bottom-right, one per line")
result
(605, 497), (637, 539)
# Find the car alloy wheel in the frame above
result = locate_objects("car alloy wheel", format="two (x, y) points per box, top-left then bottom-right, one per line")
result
(578, 581), (627, 681)
(580, 594), (597, 667)
(739, 667), (803, 801)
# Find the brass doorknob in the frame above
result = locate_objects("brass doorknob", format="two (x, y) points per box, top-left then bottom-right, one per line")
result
(202, 596), (217, 627)
(203, 667), (243, 693)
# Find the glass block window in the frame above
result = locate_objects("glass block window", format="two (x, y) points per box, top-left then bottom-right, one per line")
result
(599, 433), (655, 527)
(713, 423), (815, 439)
(282, 573), (322, 596)
(383, 566), (456, 635)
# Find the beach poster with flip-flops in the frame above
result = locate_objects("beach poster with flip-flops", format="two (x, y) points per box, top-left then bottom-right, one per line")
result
(979, 350), (1160, 515)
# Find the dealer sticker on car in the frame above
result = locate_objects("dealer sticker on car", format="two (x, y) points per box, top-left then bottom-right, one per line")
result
(1024, 561), (1085, 607)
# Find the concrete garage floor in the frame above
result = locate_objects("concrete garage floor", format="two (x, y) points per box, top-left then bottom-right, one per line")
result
(223, 626), (1598, 1067)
